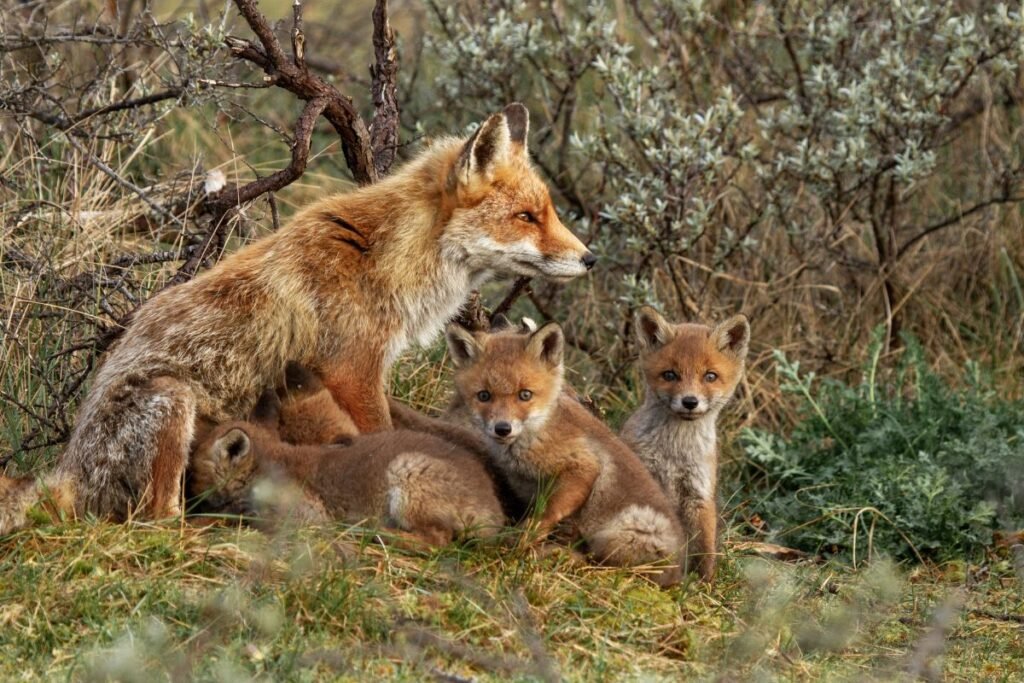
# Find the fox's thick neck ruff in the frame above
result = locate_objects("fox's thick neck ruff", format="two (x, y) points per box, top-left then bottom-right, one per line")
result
(638, 392), (720, 453)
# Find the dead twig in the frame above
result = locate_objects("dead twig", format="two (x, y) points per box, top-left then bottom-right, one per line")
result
(224, 0), (378, 184)
(370, 0), (400, 177)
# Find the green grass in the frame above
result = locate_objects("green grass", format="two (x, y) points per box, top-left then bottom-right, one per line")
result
(1, 518), (1021, 681)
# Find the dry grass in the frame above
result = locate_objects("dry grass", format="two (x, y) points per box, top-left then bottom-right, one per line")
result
(0, 517), (1021, 681)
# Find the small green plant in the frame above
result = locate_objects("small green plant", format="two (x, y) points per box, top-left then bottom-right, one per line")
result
(739, 329), (1024, 562)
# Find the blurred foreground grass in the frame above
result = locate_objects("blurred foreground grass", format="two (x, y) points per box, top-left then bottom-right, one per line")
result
(1, 518), (1021, 681)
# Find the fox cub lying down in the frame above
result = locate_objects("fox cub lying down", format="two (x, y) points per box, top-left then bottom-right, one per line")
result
(187, 364), (505, 546)
(444, 318), (685, 586)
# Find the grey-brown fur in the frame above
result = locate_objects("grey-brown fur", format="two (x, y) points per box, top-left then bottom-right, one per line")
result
(188, 396), (505, 545)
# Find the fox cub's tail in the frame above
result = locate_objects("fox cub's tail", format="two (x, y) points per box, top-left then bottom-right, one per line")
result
(0, 473), (76, 536)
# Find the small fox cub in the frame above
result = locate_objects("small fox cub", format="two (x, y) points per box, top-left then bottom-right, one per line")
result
(188, 386), (505, 546)
(445, 319), (685, 586)
(621, 306), (750, 581)
(0, 103), (594, 536)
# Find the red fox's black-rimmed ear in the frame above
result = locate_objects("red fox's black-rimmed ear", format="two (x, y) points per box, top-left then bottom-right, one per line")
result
(503, 102), (529, 148)
(634, 306), (674, 351)
(283, 361), (323, 396)
(449, 105), (528, 189)
(712, 314), (750, 359)
(446, 323), (482, 367)
(250, 388), (281, 433)
(526, 321), (564, 369)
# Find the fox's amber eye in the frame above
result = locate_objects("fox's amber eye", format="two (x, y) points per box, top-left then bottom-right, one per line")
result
(661, 370), (679, 382)
(519, 389), (533, 401)
(704, 371), (718, 382)
(515, 211), (537, 223)
(477, 390), (492, 402)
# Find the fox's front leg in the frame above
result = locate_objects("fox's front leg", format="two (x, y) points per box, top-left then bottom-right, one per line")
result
(681, 498), (719, 581)
(534, 461), (600, 537)
(321, 360), (392, 433)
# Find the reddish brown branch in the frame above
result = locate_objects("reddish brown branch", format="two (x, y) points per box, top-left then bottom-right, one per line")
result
(225, 0), (377, 184)
(370, 0), (400, 176)
(491, 277), (533, 320)
(205, 96), (329, 217)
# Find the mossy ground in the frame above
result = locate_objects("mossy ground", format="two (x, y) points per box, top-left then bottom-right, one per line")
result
(1, 518), (1020, 681)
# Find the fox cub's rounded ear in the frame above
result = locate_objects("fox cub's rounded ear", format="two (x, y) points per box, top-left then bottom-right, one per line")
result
(527, 321), (564, 368)
(214, 428), (252, 463)
(446, 323), (482, 367)
(634, 306), (674, 351)
(713, 315), (751, 358)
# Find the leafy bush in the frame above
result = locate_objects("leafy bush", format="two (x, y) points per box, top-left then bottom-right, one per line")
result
(739, 331), (1024, 562)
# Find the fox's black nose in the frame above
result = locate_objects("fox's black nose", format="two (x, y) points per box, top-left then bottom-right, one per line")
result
(681, 396), (699, 411)
(493, 421), (513, 437)
(581, 251), (597, 270)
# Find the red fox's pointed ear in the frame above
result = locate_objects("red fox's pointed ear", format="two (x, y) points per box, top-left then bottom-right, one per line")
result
(712, 315), (750, 359)
(250, 388), (281, 432)
(503, 103), (529, 149)
(634, 306), (673, 351)
(446, 323), (482, 367)
(526, 322), (564, 368)
(449, 108), (517, 189)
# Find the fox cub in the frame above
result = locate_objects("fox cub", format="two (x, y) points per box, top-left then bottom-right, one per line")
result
(621, 306), (750, 581)
(445, 319), (685, 586)
(188, 378), (505, 546)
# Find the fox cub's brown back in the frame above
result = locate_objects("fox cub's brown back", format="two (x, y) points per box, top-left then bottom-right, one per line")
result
(188, 380), (505, 546)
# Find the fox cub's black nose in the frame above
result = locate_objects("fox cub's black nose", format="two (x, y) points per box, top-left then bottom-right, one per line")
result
(581, 251), (597, 270)
(493, 421), (513, 437)
(681, 396), (700, 410)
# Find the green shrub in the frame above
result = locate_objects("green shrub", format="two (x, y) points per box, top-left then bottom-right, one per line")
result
(739, 331), (1024, 562)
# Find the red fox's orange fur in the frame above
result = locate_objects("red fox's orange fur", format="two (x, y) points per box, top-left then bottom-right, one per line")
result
(0, 104), (594, 535)
(444, 319), (685, 586)
(621, 306), (750, 581)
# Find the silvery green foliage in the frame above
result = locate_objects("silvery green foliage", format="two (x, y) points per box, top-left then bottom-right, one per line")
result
(417, 0), (1024, 348)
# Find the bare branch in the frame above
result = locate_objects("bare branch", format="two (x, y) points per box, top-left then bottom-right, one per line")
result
(205, 96), (329, 216)
(226, 0), (377, 184)
(370, 0), (400, 176)
(491, 277), (533, 320)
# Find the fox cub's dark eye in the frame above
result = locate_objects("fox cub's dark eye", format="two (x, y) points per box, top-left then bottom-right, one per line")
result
(477, 390), (492, 402)
(704, 371), (718, 382)
(515, 211), (537, 223)
(519, 389), (533, 401)
(661, 370), (679, 382)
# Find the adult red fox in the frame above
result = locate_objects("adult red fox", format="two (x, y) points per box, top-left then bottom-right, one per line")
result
(0, 104), (593, 534)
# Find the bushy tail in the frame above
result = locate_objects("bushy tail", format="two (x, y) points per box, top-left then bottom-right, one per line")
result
(0, 473), (76, 536)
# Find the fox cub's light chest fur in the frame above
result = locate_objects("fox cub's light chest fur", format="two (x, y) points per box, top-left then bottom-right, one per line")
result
(0, 104), (595, 536)
(621, 307), (750, 581)
(446, 319), (685, 586)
